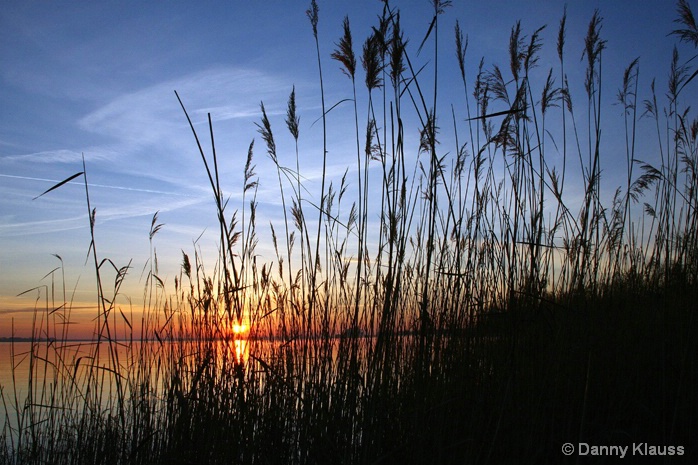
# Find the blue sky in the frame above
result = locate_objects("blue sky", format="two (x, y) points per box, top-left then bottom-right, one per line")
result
(1, 0), (695, 337)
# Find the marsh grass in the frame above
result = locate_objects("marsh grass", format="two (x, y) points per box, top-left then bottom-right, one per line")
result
(2, 1), (697, 463)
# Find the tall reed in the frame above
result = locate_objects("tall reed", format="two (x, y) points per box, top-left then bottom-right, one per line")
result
(2, 1), (697, 463)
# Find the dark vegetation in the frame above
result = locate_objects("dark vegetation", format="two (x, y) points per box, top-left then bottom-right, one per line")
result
(2, 0), (697, 463)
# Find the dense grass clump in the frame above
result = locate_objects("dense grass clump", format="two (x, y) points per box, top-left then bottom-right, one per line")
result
(2, 1), (697, 463)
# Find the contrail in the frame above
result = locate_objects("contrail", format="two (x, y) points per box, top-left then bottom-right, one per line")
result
(0, 173), (193, 197)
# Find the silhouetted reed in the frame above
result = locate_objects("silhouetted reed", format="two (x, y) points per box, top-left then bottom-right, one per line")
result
(2, 1), (697, 463)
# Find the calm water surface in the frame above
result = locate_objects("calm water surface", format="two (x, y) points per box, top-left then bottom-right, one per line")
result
(0, 339), (257, 435)
(1, 334), (387, 443)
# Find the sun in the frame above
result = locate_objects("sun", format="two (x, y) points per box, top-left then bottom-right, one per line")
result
(232, 323), (248, 335)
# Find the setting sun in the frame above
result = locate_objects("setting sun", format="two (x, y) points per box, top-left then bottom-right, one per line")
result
(232, 323), (248, 335)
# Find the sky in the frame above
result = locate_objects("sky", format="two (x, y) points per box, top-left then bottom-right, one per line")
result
(1, 0), (696, 339)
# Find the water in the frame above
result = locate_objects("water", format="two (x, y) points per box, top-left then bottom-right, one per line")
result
(0, 333), (400, 455)
(0, 338), (258, 442)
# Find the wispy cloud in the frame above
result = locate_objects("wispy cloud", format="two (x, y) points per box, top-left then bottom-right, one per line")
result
(5, 149), (79, 163)
(0, 173), (196, 198)
(79, 66), (294, 144)
(66, 66), (306, 198)
(2, 149), (112, 164)
(0, 215), (86, 237)
(94, 196), (209, 224)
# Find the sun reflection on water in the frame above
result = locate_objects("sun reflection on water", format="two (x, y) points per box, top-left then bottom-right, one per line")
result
(233, 338), (248, 365)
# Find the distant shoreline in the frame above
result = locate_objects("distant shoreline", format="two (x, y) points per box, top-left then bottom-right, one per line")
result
(0, 333), (380, 344)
